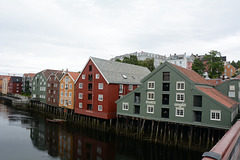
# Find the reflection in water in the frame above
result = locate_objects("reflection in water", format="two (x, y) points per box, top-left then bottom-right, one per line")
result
(0, 101), (202, 160)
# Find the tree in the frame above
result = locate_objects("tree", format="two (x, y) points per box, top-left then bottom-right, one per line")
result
(122, 55), (138, 65)
(139, 58), (155, 72)
(204, 50), (224, 79)
(192, 58), (205, 77)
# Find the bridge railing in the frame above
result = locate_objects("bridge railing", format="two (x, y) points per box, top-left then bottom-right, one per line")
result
(202, 120), (240, 160)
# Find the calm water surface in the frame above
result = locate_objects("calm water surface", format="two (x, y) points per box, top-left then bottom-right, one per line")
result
(0, 100), (202, 160)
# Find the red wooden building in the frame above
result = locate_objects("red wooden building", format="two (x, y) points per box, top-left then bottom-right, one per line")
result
(8, 76), (23, 94)
(75, 57), (150, 119)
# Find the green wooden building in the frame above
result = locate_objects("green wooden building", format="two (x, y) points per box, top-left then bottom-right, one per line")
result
(32, 69), (60, 103)
(215, 79), (240, 104)
(116, 62), (239, 129)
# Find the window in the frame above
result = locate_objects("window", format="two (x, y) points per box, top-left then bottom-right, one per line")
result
(147, 105), (154, 114)
(48, 98), (50, 101)
(163, 83), (170, 91)
(162, 108), (169, 118)
(176, 82), (185, 90)
(88, 94), (92, 100)
(64, 100), (68, 106)
(193, 95), (202, 107)
(147, 92), (155, 100)
(176, 93), (185, 102)
(87, 104), (93, 110)
(60, 98), (63, 104)
(229, 91), (235, 97)
(193, 111), (202, 122)
(88, 74), (92, 81)
(61, 83), (64, 89)
(163, 72), (170, 81)
(61, 91), (63, 96)
(88, 83), (92, 90)
(98, 83), (103, 89)
(96, 74), (100, 79)
(82, 74), (85, 79)
(33, 87), (35, 91)
(162, 94), (169, 105)
(134, 105), (140, 114)
(53, 99), (55, 102)
(210, 110), (221, 121)
(79, 103), (82, 108)
(65, 92), (67, 97)
(69, 100), (71, 105)
(53, 90), (56, 94)
(176, 108), (184, 117)
(134, 93), (141, 103)
(122, 102), (129, 110)
(79, 93), (83, 99)
(54, 84), (58, 87)
(69, 84), (72, 89)
(230, 85), (235, 90)
(148, 81), (155, 89)
(79, 83), (83, 89)
(98, 94), (103, 101)
(48, 90), (51, 93)
(129, 85), (133, 91)
(98, 105), (102, 111)
(89, 65), (92, 71)
(119, 84), (123, 93)
(69, 92), (72, 97)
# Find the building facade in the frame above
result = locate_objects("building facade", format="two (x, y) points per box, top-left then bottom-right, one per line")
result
(32, 69), (60, 103)
(75, 57), (150, 119)
(22, 73), (36, 94)
(223, 63), (236, 78)
(116, 62), (239, 129)
(166, 53), (194, 69)
(2, 77), (11, 94)
(59, 71), (80, 110)
(46, 72), (64, 107)
(8, 76), (23, 94)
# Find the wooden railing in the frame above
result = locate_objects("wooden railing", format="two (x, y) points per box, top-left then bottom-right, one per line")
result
(202, 120), (240, 160)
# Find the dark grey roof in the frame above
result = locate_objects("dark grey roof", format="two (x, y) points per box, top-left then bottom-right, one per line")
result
(91, 57), (151, 84)
(11, 76), (22, 83)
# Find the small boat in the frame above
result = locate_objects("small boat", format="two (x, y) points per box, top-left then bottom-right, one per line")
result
(46, 118), (66, 123)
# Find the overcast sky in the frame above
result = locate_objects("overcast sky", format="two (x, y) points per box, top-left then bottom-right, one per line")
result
(1, 0), (240, 75)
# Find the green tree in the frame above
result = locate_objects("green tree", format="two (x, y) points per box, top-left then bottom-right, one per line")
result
(115, 59), (122, 62)
(122, 55), (138, 65)
(204, 50), (224, 79)
(139, 58), (155, 72)
(192, 58), (205, 76)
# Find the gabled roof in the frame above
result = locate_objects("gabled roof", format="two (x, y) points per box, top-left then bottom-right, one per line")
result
(42, 69), (61, 79)
(91, 57), (151, 84)
(205, 79), (227, 86)
(60, 71), (80, 82)
(197, 87), (238, 109)
(171, 63), (213, 85)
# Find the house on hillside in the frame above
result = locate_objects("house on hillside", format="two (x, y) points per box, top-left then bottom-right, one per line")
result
(223, 63), (236, 78)
(32, 69), (60, 103)
(8, 76), (23, 94)
(116, 61), (239, 129)
(46, 71), (64, 107)
(75, 57), (150, 119)
(59, 71), (80, 111)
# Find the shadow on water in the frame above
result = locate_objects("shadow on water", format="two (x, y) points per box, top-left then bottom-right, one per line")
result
(0, 101), (203, 160)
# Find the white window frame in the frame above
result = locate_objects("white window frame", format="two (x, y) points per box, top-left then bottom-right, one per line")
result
(79, 102), (82, 108)
(147, 92), (155, 100)
(176, 81), (185, 90)
(98, 94), (103, 101)
(175, 107), (184, 117)
(82, 74), (85, 79)
(98, 105), (103, 111)
(61, 91), (63, 96)
(65, 92), (67, 97)
(98, 83), (103, 90)
(229, 91), (235, 97)
(61, 98), (63, 104)
(119, 84), (123, 93)
(129, 85), (133, 91)
(69, 92), (72, 97)
(122, 102), (129, 111)
(79, 83), (83, 89)
(176, 93), (185, 102)
(96, 74), (100, 79)
(210, 110), (221, 121)
(148, 81), (155, 89)
(61, 83), (64, 89)
(79, 93), (83, 99)
(69, 83), (72, 89)
(230, 85), (235, 91)
(69, 100), (71, 105)
(147, 105), (154, 114)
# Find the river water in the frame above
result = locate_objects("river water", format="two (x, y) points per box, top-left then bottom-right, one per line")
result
(0, 100), (202, 160)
